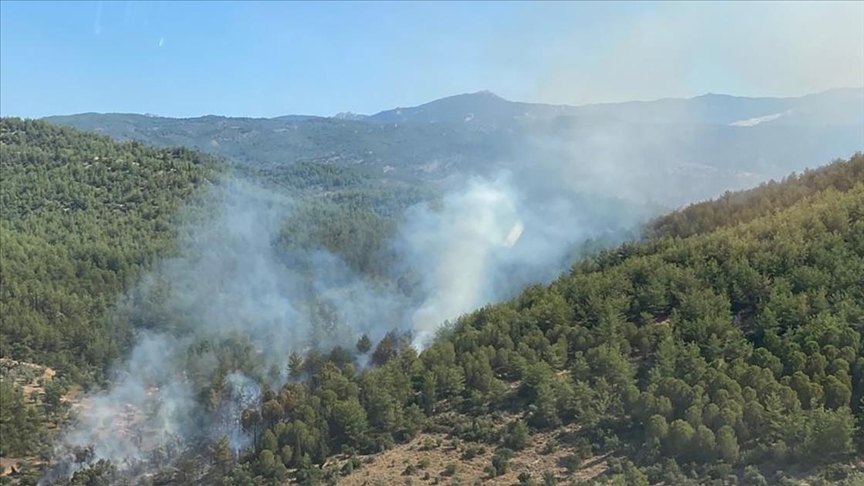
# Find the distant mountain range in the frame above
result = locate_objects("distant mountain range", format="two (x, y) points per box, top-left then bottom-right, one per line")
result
(43, 88), (864, 207)
(368, 87), (864, 126)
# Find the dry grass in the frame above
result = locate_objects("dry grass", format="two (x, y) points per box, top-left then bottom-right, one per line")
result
(0, 358), (69, 480)
(0, 357), (56, 400)
(1, 458), (20, 476)
(334, 426), (606, 486)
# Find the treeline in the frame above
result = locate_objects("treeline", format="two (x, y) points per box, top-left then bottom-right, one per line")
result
(194, 155), (863, 485)
(648, 152), (864, 239)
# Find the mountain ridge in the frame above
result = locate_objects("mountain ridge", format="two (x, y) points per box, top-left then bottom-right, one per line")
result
(3, 117), (864, 486)
(41, 87), (864, 208)
(38, 87), (864, 125)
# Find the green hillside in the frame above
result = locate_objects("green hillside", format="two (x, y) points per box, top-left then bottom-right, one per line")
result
(44, 89), (864, 209)
(0, 118), (222, 382)
(2, 117), (862, 485)
(0, 119), (432, 470)
(0, 119), (431, 385)
(204, 155), (864, 486)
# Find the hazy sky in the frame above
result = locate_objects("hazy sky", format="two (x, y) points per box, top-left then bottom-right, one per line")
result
(1, 1), (862, 118)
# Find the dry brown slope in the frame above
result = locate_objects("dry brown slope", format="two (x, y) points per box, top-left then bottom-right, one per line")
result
(334, 426), (607, 486)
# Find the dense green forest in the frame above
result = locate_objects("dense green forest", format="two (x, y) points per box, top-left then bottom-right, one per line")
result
(0, 119), (429, 384)
(0, 118), (431, 466)
(186, 154), (863, 486)
(50, 154), (864, 486)
(0, 118), (222, 382)
(2, 117), (862, 485)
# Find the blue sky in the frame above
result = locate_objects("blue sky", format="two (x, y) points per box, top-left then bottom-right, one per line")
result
(1, 1), (862, 118)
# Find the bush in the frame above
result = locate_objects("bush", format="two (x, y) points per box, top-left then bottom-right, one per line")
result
(461, 445), (484, 460)
(822, 464), (852, 482)
(559, 453), (582, 474)
(442, 463), (458, 477)
(743, 466), (768, 486)
(503, 421), (530, 451)
(491, 448), (514, 477)
(420, 437), (438, 451)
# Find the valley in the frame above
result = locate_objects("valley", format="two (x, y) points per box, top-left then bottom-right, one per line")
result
(1, 90), (864, 486)
(3, 1), (864, 483)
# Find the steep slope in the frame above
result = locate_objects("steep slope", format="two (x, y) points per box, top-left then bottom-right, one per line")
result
(298, 156), (863, 486)
(272, 156), (864, 485)
(648, 152), (864, 238)
(0, 118), (223, 382)
(0, 119), (437, 478)
(0, 119), (436, 386)
(0, 119), (225, 471)
(50, 154), (864, 486)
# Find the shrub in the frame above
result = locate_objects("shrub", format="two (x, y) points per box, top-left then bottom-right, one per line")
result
(559, 453), (582, 474)
(461, 445), (484, 460)
(491, 448), (514, 476)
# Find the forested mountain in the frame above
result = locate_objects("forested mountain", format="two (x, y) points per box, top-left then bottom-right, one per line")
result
(2, 116), (863, 486)
(0, 118), (222, 382)
(45, 89), (864, 208)
(0, 118), (432, 385)
(367, 88), (864, 127)
(175, 154), (862, 486)
(0, 118), (433, 472)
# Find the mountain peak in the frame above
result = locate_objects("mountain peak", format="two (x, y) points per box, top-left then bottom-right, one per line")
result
(367, 90), (517, 124)
(332, 112), (368, 121)
(474, 90), (500, 98)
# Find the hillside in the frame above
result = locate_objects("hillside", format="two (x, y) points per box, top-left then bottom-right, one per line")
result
(0, 118), (223, 381)
(368, 88), (864, 127)
(0, 118), (222, 473)
(367, 91), (576, 125)
(44, 88), (864, 208)
(648, 153), (864, 239)
(2, 118), (863, 486)
(0, 118), (436, 383)
(218, 155), (864, 486)
(0, 119), (435, 476)
(36, 154), (864, 486)
(42, 113), (516, 185)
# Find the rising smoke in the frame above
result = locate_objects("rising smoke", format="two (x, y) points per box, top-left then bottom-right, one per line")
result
(44, 161), (655, 482)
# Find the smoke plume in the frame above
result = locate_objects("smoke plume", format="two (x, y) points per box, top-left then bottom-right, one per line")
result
(45, 161), (656, 481)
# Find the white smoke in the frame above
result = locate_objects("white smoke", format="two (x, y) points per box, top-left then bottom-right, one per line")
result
(218, 373), (262, 453)
(399, 174), (521, 347)
(46, 166), (649, 481)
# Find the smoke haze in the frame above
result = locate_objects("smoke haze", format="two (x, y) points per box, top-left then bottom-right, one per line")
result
(511, 2), (864, 106)
(46, 156), (655, 480)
